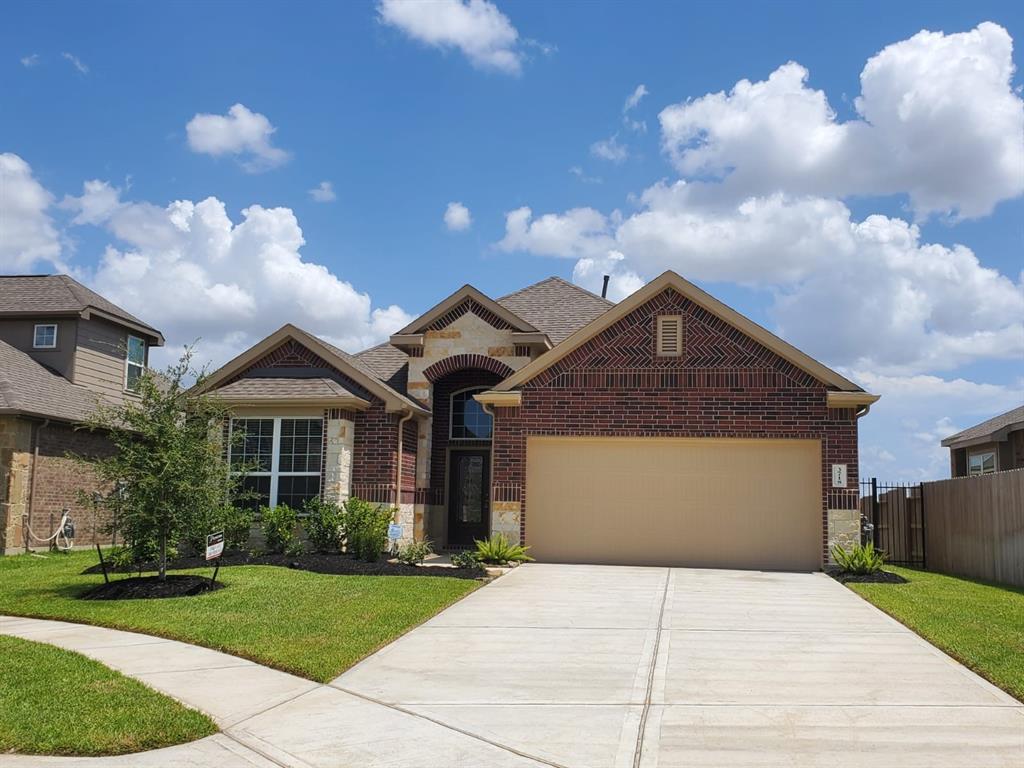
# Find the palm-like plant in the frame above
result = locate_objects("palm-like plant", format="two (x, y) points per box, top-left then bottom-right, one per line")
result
(473, 534), (534, 564)
(830, 542), (886, 575)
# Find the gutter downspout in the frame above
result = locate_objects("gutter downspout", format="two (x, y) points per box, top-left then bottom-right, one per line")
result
(26, 418), (49, 553)
(395, 409), (414, 508)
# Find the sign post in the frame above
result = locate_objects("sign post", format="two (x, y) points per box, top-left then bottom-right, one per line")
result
(387, 523), (403, 555)
(206, 531), (225, 583)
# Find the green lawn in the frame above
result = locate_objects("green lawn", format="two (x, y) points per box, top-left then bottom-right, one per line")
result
(848, 567), (1024, 701)
(0, 634), (215, 755)
(0, 551), (478, 683)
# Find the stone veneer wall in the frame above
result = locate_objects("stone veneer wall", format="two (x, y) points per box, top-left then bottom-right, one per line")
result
(405, 308), (536, 545)
(489, 287), (861, 567)
(322, 409), (355, 504)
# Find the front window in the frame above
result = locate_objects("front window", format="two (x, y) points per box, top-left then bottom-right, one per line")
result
(33, 324), (57, 349)
(230, 417), (323, 510)
(125, 335), (146, 392)
(968, 451), (996, 476)
(450, 388), (492, 440)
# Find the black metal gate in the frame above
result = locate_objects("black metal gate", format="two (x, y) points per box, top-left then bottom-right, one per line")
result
(859, 479), (926, 568)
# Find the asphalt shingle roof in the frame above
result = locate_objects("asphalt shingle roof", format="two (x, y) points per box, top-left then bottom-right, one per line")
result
(0, 275), (161, 338)
(941, 404), (1024, 447)
(0, 340), (101, 423)
(497, 276), (613, 344)
(354, 343), (409, 395)
(214, 376), (360, 401)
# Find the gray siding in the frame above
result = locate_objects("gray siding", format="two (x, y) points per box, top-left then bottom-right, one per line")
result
(0, 318), (78, 380)
(73, 317), (143, 404)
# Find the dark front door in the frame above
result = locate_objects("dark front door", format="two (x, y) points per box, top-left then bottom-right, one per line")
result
(448, 450), (490, 546)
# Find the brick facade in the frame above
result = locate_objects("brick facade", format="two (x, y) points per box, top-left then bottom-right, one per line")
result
(1, 417), (116, 554)
(489, 287), (860, 565)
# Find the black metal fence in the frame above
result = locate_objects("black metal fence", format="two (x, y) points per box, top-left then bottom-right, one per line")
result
(859, 479), (926, 568)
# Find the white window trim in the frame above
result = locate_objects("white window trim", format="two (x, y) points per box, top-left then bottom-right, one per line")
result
(124, 334), (146, 392)
(449, 386), (493, 441)
(33, 323), (57, 349)
(229, 417), (323, 508)
(967, 450), (997, 476)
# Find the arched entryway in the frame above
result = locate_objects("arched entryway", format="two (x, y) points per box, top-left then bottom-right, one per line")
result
(428, 365), (507, 547)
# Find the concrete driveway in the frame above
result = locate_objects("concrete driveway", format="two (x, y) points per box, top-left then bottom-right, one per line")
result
(8, 565), (1019, 767)
(322, 563), (1022, 767)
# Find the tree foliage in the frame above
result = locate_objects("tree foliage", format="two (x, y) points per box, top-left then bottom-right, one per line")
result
(81, 349), (239, 580)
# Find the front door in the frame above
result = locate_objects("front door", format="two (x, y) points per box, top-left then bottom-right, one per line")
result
(448, 450), (490, 546)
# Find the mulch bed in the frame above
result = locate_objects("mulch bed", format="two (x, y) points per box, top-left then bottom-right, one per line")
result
(85, 551), (484, 581)
(829, 570), (908, 584)
(82, 575), (225, 600)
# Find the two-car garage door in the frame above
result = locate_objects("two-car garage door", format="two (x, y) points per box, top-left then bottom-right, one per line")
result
(525, 437), (823, 570)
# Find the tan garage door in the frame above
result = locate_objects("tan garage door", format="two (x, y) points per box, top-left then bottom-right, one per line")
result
(525, 436), (822, 570)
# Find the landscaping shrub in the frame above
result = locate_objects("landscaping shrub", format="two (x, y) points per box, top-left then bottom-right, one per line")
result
(473, 534), (533, 564)
(260, 504), (298, 554)
(831, 542), (886, 575)
(344, 497), (393, 562)
(396, 539), (433, 566)
(450, 550), (485, 572)
(302, 498), (345, 553)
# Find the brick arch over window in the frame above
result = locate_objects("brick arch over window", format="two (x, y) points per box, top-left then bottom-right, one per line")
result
(422, 354), (515, 383)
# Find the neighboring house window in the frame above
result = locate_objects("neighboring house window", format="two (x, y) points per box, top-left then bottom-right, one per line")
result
(967, 451), (996, 476)
(656, 315), (683, 357)
(33, 324), (57, 349)
(229, 418), (323, 510)
(125, 335), (146, 392)
(451, 388), (492, 440)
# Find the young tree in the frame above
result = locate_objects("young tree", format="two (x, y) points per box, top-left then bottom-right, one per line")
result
(82, 348), (238, 580)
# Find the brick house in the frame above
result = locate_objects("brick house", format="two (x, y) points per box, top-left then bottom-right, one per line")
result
(0, 276), (164, 554)
(199, 271), (878, 570)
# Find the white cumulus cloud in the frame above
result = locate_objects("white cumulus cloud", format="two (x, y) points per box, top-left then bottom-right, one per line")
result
(20, 53), (39, 68)
(186, 104), (290, 173)
(0, 153), (63, 271)
(378, 0), (525, 75)
(443, 201), (472, 231)
(308, 181), (336, 203)
(60, 180), (412, 367)
(659, 22), (1024, 219)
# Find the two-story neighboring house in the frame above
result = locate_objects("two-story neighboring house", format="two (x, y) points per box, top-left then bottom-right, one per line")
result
(0, 275), (164, 554)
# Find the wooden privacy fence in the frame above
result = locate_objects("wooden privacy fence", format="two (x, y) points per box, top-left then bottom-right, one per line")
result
(923, 469), (1024, 588)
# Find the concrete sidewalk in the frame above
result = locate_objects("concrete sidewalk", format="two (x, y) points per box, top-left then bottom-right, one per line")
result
(3, 565), (1023, 767)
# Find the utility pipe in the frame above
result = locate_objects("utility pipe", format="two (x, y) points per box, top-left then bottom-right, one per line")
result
(25, 418), (49, 553)
(395, 409), (414, 508)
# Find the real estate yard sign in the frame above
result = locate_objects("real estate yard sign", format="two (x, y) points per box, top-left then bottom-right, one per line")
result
(206, 531), (225, 560)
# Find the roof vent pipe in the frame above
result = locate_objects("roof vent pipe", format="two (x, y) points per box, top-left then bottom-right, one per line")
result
(601, 275), (610, 299)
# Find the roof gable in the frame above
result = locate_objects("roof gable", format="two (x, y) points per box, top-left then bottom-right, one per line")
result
(197, 325), (427, 414)
(494, 271), (866, 394)
(394, 285), (538, 336)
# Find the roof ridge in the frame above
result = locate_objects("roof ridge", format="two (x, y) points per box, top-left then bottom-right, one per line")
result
(497, 275), (614, 305)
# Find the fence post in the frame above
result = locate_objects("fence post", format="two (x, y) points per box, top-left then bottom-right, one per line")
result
(870, 477), (879, 549)
(919, 482), (927, 570)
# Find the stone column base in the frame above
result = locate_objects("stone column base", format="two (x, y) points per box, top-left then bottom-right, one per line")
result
(827, 508), (861, 562)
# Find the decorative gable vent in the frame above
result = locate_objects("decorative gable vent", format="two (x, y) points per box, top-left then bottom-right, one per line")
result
(656, 315), (683, 357)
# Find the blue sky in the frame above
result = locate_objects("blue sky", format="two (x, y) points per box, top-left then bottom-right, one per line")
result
(2, 0), (1022, 481)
